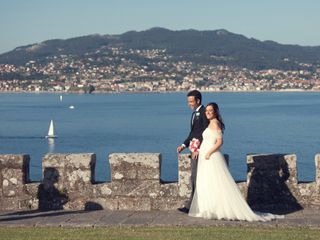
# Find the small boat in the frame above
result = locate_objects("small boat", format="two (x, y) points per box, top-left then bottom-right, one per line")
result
(46, 120), (57, 138)
(60, 95), (63, 101)
(69, 105), (75, 109)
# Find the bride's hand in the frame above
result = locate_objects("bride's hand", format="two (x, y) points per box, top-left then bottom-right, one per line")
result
(205, 153), (211, 160)
(191, 151), (199, 160)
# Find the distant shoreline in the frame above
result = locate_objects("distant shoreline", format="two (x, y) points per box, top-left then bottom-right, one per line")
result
(0, 89), (320, 94)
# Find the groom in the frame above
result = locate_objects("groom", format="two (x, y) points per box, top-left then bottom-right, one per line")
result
(177, 90), (209, 213)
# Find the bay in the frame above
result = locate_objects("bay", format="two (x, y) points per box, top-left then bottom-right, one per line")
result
(0, 92), (319, 182)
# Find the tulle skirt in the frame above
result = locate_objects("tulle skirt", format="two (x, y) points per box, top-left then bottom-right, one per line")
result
(188, 151), (284, 222)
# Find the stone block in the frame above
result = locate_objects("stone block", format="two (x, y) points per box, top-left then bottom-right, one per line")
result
(87, 198), (118, 210)
(178, 154), (191, 171)
(38, 153), (96, 211)
(2, 169), (27, 197)
(92, 183), (113, 197)
(63, 197), (91, 210)
(178, 171), (192, 198)
(247, 153), (297, 185)
(178, 154), (192, 199)
(2, 169), (24, 184)
(42, 154), (66, 168)
(18, 197), (39, 210)
(159, 183), (179, 198)
(108, 180), (161, 198)
(65, 169), (92, 188)
(42, 153), (96, 188)
(0, 154), (30, 169)
(43, 153), (95, 170)
(284, 154), (298, 184)
(0, 198), (20, 210)
(315, 154), (320, 186)
(298, 182), (316, 196)
(42, 167), (62, 190)
(0, 154), (30, 184)
(137, 166), (159, 180)
(116, 196), (151, 211)
(109, 153), (160, 180)
(65, 154), (96, 170)
(151, 197), (186, 210)
(110, 161), (137, 180)
(246, 153), (301, 211)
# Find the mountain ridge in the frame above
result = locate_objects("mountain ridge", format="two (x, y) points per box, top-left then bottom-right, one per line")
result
(1, 27), (320, 70)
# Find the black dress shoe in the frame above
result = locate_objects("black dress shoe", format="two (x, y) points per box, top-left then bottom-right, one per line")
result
(178, 207), (189, 213)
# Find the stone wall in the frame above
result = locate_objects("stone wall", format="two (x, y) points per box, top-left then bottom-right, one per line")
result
(0, 153), (320, 211)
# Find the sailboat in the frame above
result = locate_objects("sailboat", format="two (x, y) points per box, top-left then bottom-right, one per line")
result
(46, 120), (57, 138)
(60, 95), (63, 101)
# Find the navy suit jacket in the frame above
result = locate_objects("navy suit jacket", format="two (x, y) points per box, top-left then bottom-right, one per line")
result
(183, 105), (209, 147)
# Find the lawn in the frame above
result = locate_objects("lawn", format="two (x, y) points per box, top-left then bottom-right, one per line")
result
(0, 226), (319, 240)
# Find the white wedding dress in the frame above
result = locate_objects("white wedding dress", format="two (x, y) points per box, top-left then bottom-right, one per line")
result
(188, 128), (284, 222)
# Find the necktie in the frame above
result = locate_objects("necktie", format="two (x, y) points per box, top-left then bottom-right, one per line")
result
(191, 111), (196, 126)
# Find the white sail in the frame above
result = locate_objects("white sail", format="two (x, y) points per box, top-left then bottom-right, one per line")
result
(46, 120), (57, 138)
(60, 95), (63, 101)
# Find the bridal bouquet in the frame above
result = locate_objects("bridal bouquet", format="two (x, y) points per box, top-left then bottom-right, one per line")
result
(189, 138), (200, 153)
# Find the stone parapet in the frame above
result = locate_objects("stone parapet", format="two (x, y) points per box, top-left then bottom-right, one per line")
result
(246, 154), (301, 212)
(39, 153), (96, 210)
(0, 154), (34, 210)
(1, 152), (320, 211)
(316, 154), (320, 187)
(89, 153), (189, 211)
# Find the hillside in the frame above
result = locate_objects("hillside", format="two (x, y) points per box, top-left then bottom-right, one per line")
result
(1, 28), (319, 70)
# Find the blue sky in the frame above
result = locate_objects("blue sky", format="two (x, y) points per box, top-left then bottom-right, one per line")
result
(0, 0), (319, 54)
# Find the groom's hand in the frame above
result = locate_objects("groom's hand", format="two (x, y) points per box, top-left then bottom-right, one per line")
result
(177, 145), (186, 153)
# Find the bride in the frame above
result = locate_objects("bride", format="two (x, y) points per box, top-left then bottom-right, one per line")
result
(188, 102), (284, 221)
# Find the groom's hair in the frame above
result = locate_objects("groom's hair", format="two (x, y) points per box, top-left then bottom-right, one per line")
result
(187, 90), (202, 104)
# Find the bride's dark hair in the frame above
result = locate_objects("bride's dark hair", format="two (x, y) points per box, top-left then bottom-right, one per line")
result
(206, 102), (225, 133)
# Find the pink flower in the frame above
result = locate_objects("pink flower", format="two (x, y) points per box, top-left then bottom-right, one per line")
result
(189, 138), (200, 153)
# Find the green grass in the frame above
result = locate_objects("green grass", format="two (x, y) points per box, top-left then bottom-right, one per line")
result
(0, 226), (319, 240)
